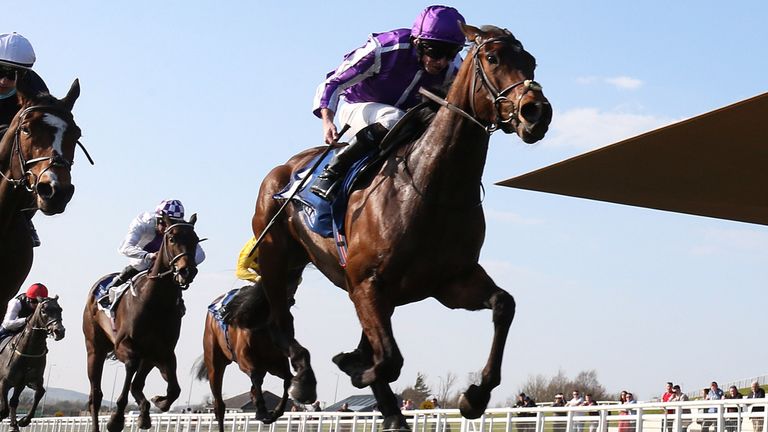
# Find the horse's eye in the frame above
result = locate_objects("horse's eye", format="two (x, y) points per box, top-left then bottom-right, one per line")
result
(168, 236), (176, 244)
(486, 54), (499, 65)
(20, 125), (30, 135)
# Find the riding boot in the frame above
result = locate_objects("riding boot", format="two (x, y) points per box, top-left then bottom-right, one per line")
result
(98, 265), (140, 307)
(311, 122), (389, 201)
(25, 215), (41, 248)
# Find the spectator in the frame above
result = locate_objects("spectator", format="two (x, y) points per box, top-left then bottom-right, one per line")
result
(431, 397), (441, 409)
(553, 393), (567, 432)
(402, 399), (414, 411)
(724, 386), (743, 432)
(583, 393), (599, 432)
(567, 390), (585, 432)
(514, 393), (537, 432)
(703, 382), (724, 432)
(662, 382), (675, 432)
(670, 385), (690, 430)
(622, 393), (637, 432)
(749, 381), (766, 432)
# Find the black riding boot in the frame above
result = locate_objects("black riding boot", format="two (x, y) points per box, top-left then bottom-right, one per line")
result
(26, 215), (41, 248)
(311, 123), (388, 201)
(98, 265), (140, 308)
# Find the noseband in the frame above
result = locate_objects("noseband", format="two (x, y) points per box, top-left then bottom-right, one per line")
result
(149, 222), (197, 288)
(0, 105), (93, 193)
(419, 33), (543, 135)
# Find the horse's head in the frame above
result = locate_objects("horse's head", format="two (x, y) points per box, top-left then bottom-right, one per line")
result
(156, 213), (200, 288)
(32, 295), (65, 341)
(458, 24), (552, 143)
(3, 78), (82, 215)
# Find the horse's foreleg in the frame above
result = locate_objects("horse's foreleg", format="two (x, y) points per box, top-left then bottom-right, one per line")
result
(8, 385), (24, 432)
(347, 281), (401, 387)
(435, 265), (515, 419)
(107, 359), (139, 432)
(249, 373), (269, 422)
(207, 356), (227, 432)
(266, 374), (292, 424)
(129, 361), (153, 430)
(152, 355), (180, 412)
(0, 380), (10, 420)
(371, 380), (409, 432)
(18, 384), (45, 427)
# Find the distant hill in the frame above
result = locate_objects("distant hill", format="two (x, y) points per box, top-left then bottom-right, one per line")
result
(19, 387), (111, 404)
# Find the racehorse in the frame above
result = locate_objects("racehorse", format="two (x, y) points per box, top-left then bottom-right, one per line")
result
(0, 77), (82, 316)
(195, 283), (292, 431)
(0, 296), (65, 432)
(251, 24), (551, 430)
(82, 214), (200, 432)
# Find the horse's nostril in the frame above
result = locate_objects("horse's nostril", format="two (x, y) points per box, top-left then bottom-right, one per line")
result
(36, 182), (54, 198)
(520, 102), (543, 124)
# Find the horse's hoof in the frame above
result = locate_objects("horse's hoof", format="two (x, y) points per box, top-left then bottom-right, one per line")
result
(0, 409), (9, 420)
(288, 370), (317, 404)
(332, 350), (369, 376)
(107, 414), (125, 432)
(9, 425), (19, 432)
(382, 414), (410, 432)
(18, 417), (31, 427)
(151, 396), (171, 412)
(459, 385), (490, 419)
(137, 413), (152, 430)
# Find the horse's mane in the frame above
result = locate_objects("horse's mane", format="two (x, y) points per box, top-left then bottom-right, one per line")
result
(222, 283), (271, 329)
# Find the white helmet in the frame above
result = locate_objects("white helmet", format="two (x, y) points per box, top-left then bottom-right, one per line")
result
(0, 33), (36, 69)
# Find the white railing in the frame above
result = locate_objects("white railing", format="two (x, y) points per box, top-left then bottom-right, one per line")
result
(5, 399), (768, 432)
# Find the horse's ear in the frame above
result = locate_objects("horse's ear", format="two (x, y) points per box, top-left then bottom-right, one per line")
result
(61, 79), (80, 112)
(54, 294), (59, 301)
(189, 213), (197, 226)
(461, 23), (485, 44)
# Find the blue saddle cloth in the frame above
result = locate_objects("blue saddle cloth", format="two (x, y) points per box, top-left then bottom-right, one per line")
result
(208, 288), (241, 331)
(274, 148), (377, 266)
(93, 274), (117, 300)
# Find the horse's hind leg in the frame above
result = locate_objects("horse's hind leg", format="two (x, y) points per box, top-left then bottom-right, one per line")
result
(152, 354), (181, 412)
(433, 264), (515, 419)
(84, 306), (111, 432)
(249, 372), (270, 422)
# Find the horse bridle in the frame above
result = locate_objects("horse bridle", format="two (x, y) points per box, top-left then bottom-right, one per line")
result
(149, 222), (198, 288)
(0, 105), (93, 193)
(12, 298), (61, 358)
(419, 32), (544, 135)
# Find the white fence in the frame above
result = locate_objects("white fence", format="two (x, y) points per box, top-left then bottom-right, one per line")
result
(5, 399), (768, 432)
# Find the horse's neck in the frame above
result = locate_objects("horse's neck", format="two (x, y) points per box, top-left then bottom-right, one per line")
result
(404, 95), (490, 202)
(0, 125), (28, 236)
(16, 315), (47, 352)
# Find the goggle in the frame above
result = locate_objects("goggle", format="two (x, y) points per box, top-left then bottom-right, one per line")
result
(0, 66), (18, 81)
(421, 44), (462, 61)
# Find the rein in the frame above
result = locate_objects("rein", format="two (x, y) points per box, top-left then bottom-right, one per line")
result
(419, 34), (543, 135)
(0, 105), (94, 194)
(149, 222), (196, 286)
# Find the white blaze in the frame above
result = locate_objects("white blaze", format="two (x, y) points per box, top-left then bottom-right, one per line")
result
(42, 113), (68, 157)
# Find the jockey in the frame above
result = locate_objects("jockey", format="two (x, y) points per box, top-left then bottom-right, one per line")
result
(0, 283), (47, 339)
(97, 199), (205, 307)
(0, 33), (50, 247)
(310, 5), (466, 200)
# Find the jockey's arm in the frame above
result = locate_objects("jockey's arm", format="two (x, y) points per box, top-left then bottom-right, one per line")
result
(1, 299), (26, 331)
(118, 214), (155, 261)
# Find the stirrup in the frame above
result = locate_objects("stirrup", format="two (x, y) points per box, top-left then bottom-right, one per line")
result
(310, 175), (341, 200)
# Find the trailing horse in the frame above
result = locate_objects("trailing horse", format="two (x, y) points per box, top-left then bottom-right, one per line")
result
(82, 214), (201, 432)
(0, 296), (65, 432)
(195, 283), (292, 431)
(0, 77), (83, 316)
(252, 24), (551, 430)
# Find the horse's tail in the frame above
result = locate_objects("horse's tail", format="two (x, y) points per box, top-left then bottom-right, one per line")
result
(192, 355), (208, 381)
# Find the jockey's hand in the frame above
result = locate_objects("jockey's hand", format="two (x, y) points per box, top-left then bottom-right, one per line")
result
(323, 121), (338, 145)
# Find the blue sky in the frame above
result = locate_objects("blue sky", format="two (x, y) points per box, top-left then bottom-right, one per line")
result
(8, 0), (768, 409)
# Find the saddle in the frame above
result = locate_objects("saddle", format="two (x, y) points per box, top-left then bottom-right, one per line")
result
(274, 102), (437, 266)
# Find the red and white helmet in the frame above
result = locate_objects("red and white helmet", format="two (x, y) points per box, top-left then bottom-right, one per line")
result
(26, 283), (48, 299)
(155, 199), (185, 220)
(0, 33), (36, 69)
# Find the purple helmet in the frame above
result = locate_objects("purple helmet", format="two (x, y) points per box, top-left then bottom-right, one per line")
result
(411, 5), (466, 46)
(155, 199), (185, 220)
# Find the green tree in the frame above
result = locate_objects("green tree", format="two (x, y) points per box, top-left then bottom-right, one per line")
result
(400, 372), (432, 405)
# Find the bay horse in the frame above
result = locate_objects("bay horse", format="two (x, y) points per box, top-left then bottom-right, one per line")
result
(252, 24), (551, 430)
(82, 214), (201, 432)
(0, 296), (65, 432)
(0, 77), (82, 316)
(195, 283), (292, 431)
